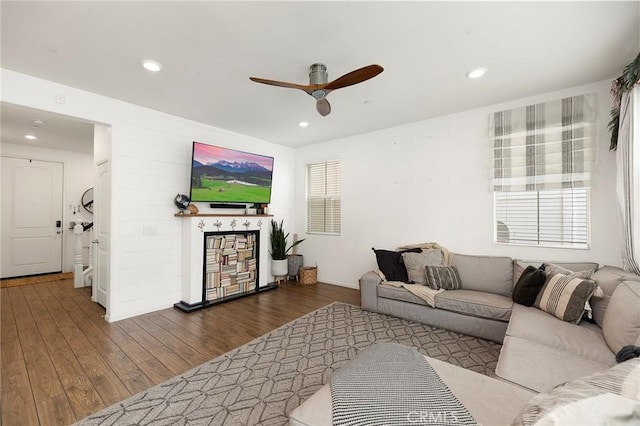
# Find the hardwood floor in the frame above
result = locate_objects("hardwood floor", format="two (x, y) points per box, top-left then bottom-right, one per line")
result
(0, 273), (73, 289)
(0, 279), (360, 425)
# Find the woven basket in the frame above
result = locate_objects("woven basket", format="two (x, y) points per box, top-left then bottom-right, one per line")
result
(299, 266), (317, 285)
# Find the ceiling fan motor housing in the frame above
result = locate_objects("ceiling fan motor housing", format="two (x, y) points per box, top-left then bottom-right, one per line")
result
(309, 63), (328, 98)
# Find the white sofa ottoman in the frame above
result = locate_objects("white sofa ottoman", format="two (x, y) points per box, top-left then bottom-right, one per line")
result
(289, 356), (535, 426)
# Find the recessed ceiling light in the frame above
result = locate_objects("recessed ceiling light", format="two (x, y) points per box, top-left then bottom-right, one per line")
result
(466, 67), (487, 79)
(298, 121), (309, 128)
(141, 59), (162, 72)
(24, 134), (37, 140)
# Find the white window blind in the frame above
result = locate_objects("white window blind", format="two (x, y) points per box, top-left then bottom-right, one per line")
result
(495, 188), (589, 248)
(306, 160), (341, 235)
(491, 94), (594, 248)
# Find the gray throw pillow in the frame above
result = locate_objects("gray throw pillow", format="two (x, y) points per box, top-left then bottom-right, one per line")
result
(401, 250), (444, 285)
(425, 265), (462, 290)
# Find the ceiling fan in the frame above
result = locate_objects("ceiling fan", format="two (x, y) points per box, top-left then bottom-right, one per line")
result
(249, 63), (384, 117)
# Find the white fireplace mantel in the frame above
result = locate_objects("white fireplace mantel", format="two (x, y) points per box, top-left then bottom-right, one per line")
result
(176, 214), (273, 311)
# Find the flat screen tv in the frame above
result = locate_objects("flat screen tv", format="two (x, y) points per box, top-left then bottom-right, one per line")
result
(189, 141), (274, 204)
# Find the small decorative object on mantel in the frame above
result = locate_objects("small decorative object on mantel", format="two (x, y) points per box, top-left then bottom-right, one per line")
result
(255, 203), (269, 215)
(270, 219), (305, 278)
(187, 204), (199, 215)
(214, 220), (223, 231)
(174, 193), (190, 214)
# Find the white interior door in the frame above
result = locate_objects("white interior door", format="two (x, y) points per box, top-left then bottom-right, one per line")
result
(1, 157), (63, 278)
(93, 160), (110, 309)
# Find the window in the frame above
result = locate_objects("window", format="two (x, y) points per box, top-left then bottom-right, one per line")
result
(491, 94), (595, 248)
(495, 188), (589, 248)
(306, 160), (341, 235)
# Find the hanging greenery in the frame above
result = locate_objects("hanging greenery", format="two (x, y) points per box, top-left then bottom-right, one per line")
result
(609, 52), (640, 151)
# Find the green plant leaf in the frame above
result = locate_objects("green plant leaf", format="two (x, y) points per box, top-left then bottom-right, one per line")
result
(270, 219), (305, 260)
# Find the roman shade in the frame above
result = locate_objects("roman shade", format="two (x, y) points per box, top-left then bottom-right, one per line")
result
(491, 94), (596, 192)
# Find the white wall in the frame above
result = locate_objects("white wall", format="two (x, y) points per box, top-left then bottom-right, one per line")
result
(0, 142), (94, 272)
(1, 69), (296, 321)
(294, 79), (623, 288)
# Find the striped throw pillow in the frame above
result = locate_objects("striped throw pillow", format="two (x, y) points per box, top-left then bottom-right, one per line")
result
(424, 265), (462, 290)
(534, 272), (597, 324)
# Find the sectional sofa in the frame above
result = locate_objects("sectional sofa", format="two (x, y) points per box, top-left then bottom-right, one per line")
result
(360, 252), (640, 391)
(289, 252), (640, 425)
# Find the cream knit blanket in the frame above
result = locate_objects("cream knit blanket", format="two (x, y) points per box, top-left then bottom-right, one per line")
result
(384, 281), (444, 308)
(374, 242), (452, 308)
(396, 242), (453, 266)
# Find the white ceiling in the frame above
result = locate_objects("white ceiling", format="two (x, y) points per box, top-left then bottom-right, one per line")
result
(1, 102), (94, 153)
(1, 1), (638, 148)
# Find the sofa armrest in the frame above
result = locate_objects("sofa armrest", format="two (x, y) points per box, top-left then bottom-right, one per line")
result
(359, 271), (382, 312)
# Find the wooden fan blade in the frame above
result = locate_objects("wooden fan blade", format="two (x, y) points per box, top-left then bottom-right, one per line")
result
(249, 77), (312, 93)
(324, 64), (384, 91)
(316, 98), (331, 116)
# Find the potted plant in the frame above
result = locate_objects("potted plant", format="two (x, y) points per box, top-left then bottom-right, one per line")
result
(270, 219), (305, 277)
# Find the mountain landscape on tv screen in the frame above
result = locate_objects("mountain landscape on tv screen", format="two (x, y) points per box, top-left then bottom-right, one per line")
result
(191, 159), (273, 203)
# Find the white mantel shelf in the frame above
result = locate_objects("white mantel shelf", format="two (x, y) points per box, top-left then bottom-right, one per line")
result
(174, 214), (276, 313)
(174, 213), (274, 217)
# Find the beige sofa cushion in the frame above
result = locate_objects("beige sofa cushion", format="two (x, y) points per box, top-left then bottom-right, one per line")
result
(506, 304), (614, 365)
(434, 290), (512, 322)
(602, 281), (640, 353)
(377, 283), (429, 306)
(452, 253), (513, 297)
(512, 358), (640, 425)
(592, 266), (640, 327)
(496, 335), (614, 392)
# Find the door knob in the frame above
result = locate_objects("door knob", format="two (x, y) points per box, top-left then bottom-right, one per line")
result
(92, 239), (100, 244)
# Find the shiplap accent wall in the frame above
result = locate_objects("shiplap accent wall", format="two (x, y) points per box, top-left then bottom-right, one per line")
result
(1, 69), (295, 321)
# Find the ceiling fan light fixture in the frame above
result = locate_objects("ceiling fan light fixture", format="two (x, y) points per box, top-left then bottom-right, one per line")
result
(24, 134), (37, 140)
(141, 59), (162, 72)
(466, 67), (487, 79)
(249, 63), (384, 117)
(298, 121), (309, 128)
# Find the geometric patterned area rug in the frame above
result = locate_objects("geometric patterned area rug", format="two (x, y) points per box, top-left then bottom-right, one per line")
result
(79, 302), (501, 425)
